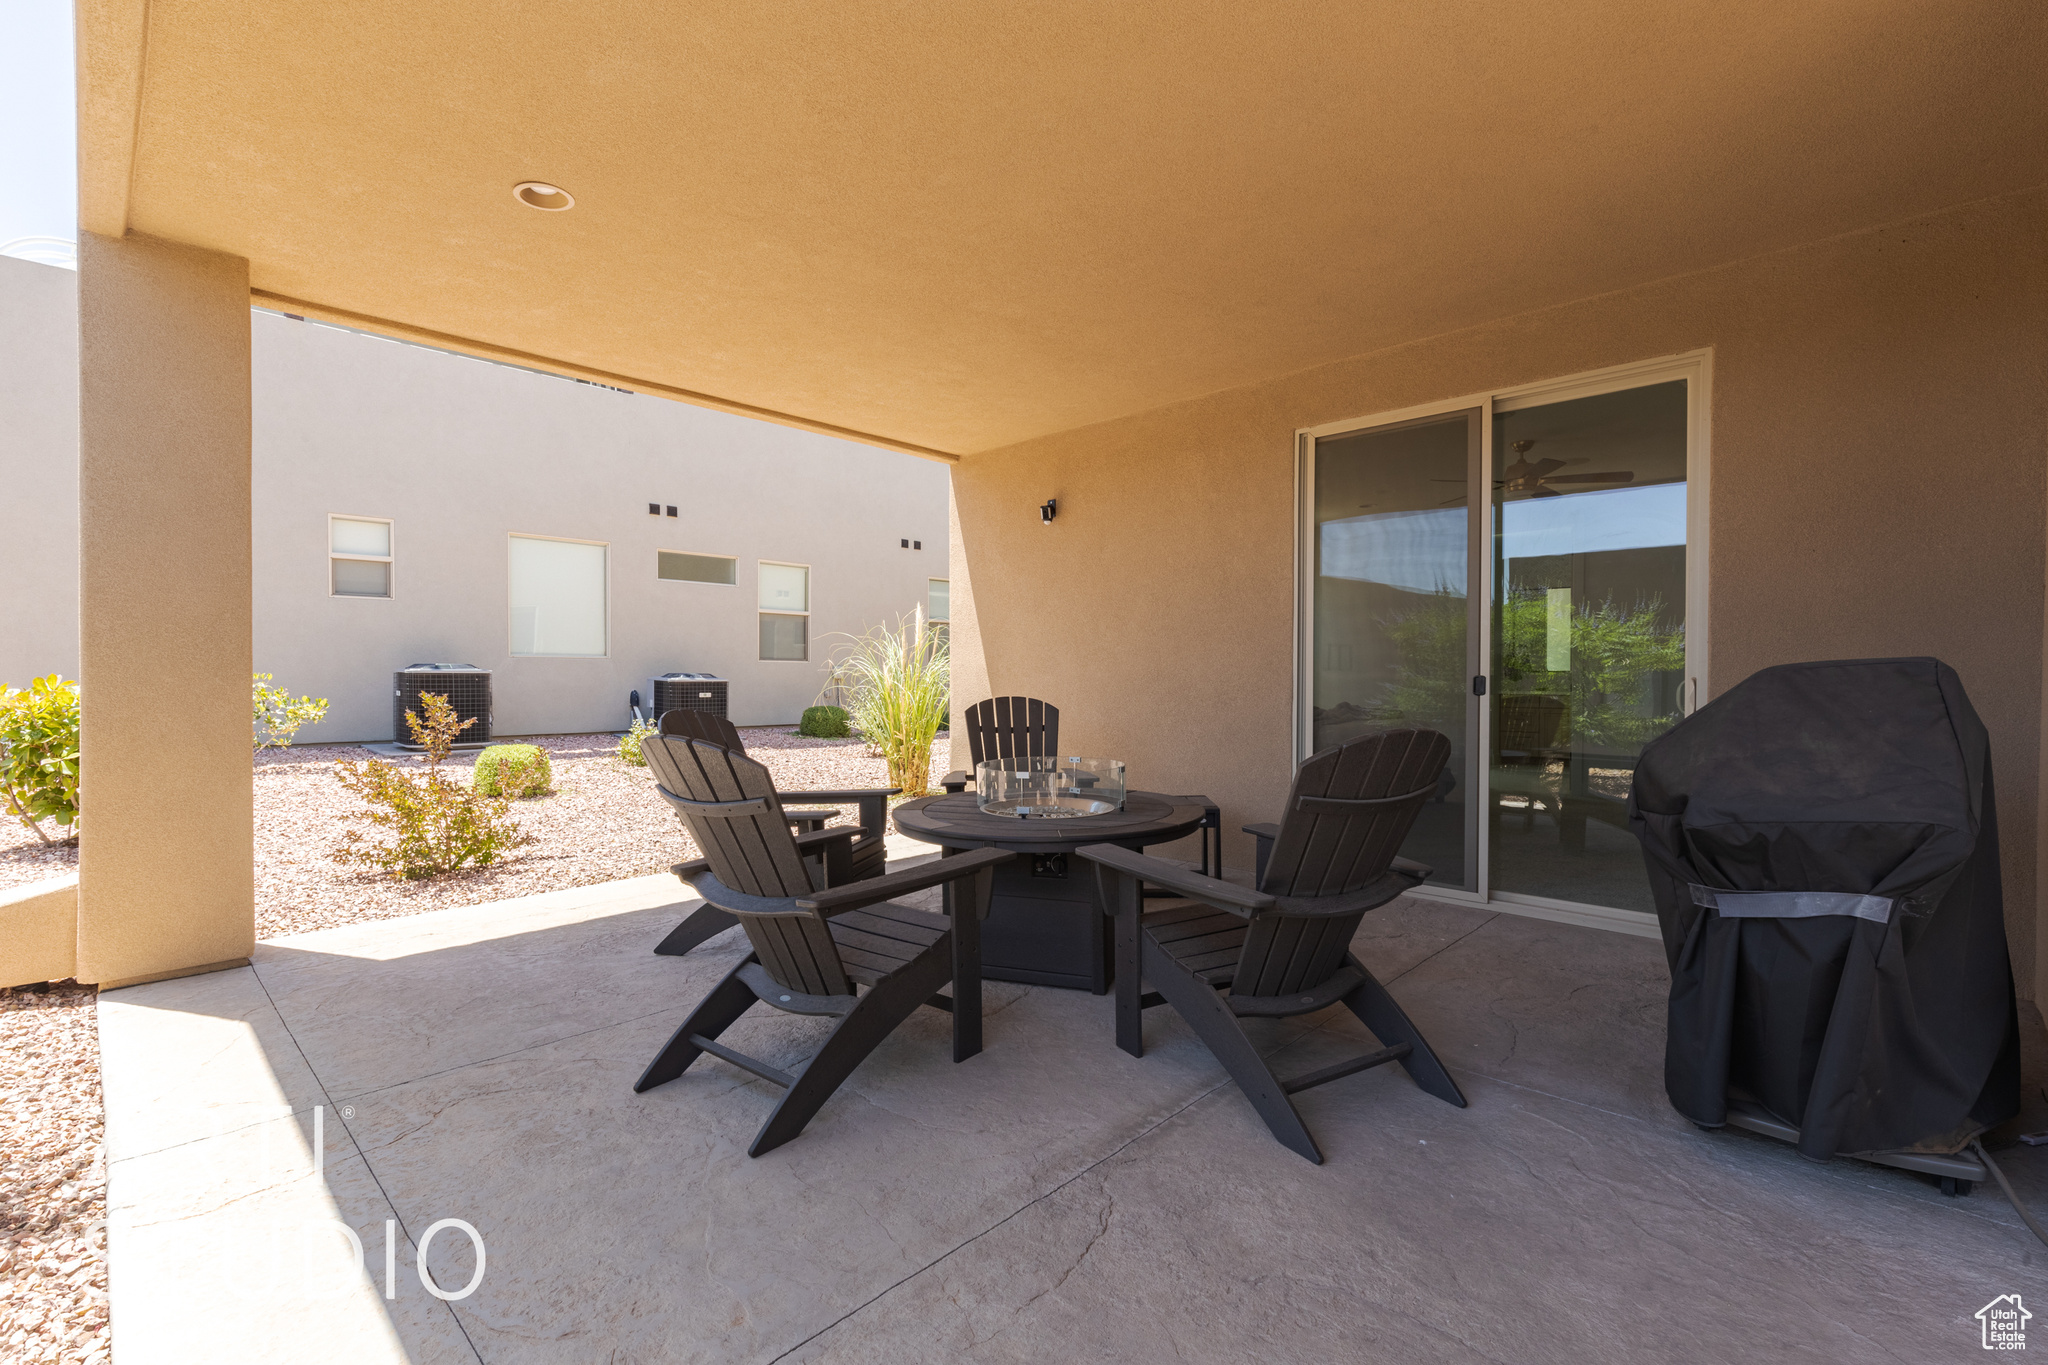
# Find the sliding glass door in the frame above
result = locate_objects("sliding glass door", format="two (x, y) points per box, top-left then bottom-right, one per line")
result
(1302, 359), (1702, 919)
(1309, 410), (1480, 890)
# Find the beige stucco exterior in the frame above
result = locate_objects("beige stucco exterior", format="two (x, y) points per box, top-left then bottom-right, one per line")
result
(949, 188), (2048, 995)
(60, 3), (2048, 994)
(0, 873), (80, 989)
(73, 2), (2048, 457)
(76, 232), (255, 988)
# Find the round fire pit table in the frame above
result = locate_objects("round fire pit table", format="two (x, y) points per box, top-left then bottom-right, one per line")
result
(892, 789), (1215, 993)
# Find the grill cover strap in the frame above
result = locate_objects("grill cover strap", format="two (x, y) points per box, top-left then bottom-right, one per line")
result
(1689, 884), (1893, 925)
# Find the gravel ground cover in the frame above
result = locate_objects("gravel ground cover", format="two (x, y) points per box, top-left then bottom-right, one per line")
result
(0, 727), (941, 1361)
(0, 982), (108, 1365)
(0, 727), (946, 933)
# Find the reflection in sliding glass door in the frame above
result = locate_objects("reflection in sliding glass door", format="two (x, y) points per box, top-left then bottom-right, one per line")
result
(1309, 410), (1479, 890)
(1488, 380), (1688, 914)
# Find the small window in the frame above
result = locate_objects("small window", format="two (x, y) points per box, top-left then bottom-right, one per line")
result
(758, 562), (808, 612)
(759, 561), (809, 660)
(926, 578), (950, 645)
(330, 515), (392, 598)
(760, 613), (808, 661)
(658, 551), (738, 585)
(509, 535), (608, 657)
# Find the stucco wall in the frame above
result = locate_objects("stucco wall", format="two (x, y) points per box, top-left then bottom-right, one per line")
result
(0, 256), (80, 686)
(950, 189), (2048, 994)
(0, 263), (950, 737)
(250, 311), (950, 740)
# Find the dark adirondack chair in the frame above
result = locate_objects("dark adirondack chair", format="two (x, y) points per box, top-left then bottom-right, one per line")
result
(1078, 729), (1466, 1164)
(651, 708), (897, 956)
(633, 734), (1011, 1156)
(940, 695), (1061, 792)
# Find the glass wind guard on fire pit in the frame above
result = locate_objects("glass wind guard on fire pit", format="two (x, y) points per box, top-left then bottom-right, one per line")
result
(975, 757), (1126, 818)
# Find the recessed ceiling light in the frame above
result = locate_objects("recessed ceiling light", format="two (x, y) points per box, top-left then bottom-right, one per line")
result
(514, 182), (574, 211)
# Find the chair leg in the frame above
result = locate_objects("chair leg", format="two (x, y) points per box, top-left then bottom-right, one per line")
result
(1338, 954), (1467, 1108)
(1141, 937), (1323, 1164)
(653, 904), (739, 956)
(748, 939), (957, 1158)
(634, 957), (760, 1093)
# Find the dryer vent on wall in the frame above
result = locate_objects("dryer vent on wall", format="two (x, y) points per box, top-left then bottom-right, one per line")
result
(394, 664), (493, 746)
(651, 672), (727, 721)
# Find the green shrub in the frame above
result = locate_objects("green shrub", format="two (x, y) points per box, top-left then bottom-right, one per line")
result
(252, 673), (329, 748)
(332, 693), (531, 879)
(616, 718), (657, 767)
(798, 705), (851, 738)
(474, 744), (551, 797)
(0, 675), (81, 845)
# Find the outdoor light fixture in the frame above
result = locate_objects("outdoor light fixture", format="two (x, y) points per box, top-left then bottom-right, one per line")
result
(1040, 498), (1058, 525)
(513, 182), (574, 211)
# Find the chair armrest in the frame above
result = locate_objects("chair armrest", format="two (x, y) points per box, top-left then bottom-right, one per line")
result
(1242, 822), (1280, 841)
(672, 858), (710, 880)
(1391, 855), (1432, 882)
(1077, 844), (1274, 916)
(793, 825), (863, 853)
(783, 787), (900, 804)
(940, 770), (971, 794)
(797, 846), (1013, 914)
(782, 809), (833, 833)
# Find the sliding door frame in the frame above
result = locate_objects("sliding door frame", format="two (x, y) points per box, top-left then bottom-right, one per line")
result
(1293, 349), (1712, 937)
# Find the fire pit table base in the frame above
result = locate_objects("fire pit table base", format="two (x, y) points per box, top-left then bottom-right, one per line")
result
(891, 790), (1217, 993)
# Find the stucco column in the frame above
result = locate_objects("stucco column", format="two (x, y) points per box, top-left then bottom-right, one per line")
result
(76, 231), (254, 988)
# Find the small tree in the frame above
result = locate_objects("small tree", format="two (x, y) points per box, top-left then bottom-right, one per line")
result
(331, 693), (530, 878)
(0, 675), (81, 845)
(824, 616), (949, 796)
(253, 673), (330, 748)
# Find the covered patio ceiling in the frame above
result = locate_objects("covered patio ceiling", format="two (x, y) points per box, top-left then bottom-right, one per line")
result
(83, 0), (2048, 457)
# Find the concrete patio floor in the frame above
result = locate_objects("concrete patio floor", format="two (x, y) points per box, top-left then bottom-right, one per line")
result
(98, 859), (2048, 1364)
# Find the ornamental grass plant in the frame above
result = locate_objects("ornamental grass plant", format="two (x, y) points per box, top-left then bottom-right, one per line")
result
(823, 616), (948, 796)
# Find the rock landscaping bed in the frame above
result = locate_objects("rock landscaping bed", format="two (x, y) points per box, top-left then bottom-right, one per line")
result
(0, 727), (940, 1363)
(0, 982), (107, 1365)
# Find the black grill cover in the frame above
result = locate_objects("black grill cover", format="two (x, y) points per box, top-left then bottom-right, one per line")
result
(1628, 658), (2018, 1158)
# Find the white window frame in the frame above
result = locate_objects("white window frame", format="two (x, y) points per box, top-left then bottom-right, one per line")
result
(656, 548), (739, 586)
(328, 514), (394, 599)
(758, 560), (811, 662)
(507, 532), (612, 659)
(1293, 349), (1712, 939)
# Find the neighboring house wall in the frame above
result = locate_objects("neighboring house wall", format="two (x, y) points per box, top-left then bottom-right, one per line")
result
(949, 188), (2048, 996)
(0, 261), (951, 736)
(0, 256), (80, 686)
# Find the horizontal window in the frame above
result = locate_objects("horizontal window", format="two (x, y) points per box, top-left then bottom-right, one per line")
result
(658, 551), (737, 585)
(332, 559), (391, 597)
(510, 535), (608, 657)
(760, 612), (808, 661)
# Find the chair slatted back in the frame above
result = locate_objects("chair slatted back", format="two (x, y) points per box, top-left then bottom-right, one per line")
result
(964, 696), (1060, 766)
(643, 734), (850, 996)
(659, 708), (747, 753)
(1235, 730), (1450, 999)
